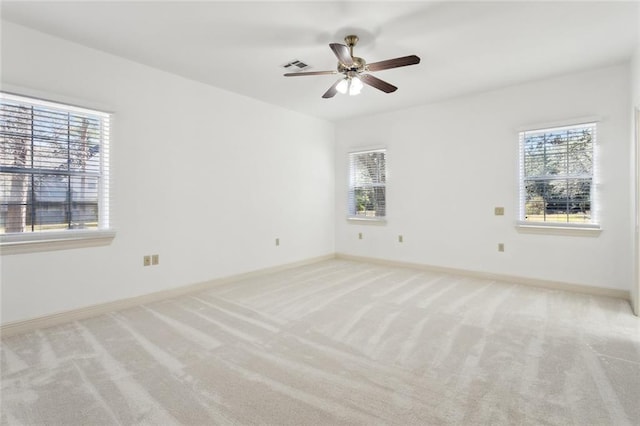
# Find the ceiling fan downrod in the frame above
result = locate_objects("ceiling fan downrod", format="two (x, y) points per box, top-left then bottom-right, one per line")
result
(344, 34), (359, 57)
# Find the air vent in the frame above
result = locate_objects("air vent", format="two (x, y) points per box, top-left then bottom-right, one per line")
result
(281, 59), (310, 71)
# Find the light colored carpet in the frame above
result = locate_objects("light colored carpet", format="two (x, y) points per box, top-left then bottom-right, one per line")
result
(1, 259), (639, 425)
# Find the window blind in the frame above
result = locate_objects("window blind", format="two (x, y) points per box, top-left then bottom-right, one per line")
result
(0, 92), (110, 234)
(348, 149), (386, 218)
(519, 122), (596, 225)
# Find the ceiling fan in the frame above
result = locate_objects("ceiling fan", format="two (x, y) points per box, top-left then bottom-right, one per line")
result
(284, 35), (420, 98)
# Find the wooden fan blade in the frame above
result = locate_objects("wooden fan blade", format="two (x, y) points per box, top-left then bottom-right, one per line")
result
(330, 43), (353, 66)
(284, 70), (337, 77)
(322, 80), (341, 99)
(360, 74), (397, 93)
(366, 55), (420, 72)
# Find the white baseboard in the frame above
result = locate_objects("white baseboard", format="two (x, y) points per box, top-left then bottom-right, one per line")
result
(2, 252), (633, 337)
(335, 253), (631, 301)
(0, 254), (335, 338)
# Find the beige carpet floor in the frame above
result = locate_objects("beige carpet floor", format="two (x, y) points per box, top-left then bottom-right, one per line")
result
(1, 259), (639, 425)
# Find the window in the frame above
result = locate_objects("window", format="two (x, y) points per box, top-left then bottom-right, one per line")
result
(348, 149), (386, 219)
(0, 92), (111, 237)
(519, 122), (597, 227)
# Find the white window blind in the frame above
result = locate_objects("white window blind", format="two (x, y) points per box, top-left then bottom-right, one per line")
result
(0, 92), (111, 234)
(348, 149), (386, 218)
(519, 122), (596, 226)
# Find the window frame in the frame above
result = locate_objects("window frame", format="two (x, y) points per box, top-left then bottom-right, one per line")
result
(0, 92), (114, 254)
(347, 148), (387, 223)
(517, 119), (601, 235)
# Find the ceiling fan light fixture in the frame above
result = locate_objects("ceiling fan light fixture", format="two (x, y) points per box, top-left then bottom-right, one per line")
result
(336, 77), (349, 94)
(349, 76), (363, 95)
(336, 76), (363, 96)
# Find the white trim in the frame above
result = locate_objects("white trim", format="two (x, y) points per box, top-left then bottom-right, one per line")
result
(0, 254), (335, 337)
(2, 252), (632, 337)
(634, 106), (640, 316)
(347, 217), (387, 225)
(0, 84), (114, 114)
(0, 92), (109, 117)
(99, 115), (112, 230)
(348, 148), (387, 220)
(517, 121), (599, 226)
(1, 91), (113, 250)
(515, 222), (601, 236)
(347, 146), (386, 155)
(516, 115), (602, 132)
(1, 229), (116, 255)
(335, 253), (629, 301)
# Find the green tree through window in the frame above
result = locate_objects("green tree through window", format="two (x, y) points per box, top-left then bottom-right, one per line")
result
(520, 123), (595, 224)
(348, 149), (386, 218)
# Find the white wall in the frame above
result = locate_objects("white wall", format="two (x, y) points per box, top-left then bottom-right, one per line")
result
(1, 22), (634, 325)
(336, 64), (632, 292)
(0, 22), (335, 324)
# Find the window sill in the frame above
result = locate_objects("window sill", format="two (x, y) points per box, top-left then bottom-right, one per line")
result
(0, 229), (116, 255)
(515, 222), (601, 237)
(347, 217), (387, 225)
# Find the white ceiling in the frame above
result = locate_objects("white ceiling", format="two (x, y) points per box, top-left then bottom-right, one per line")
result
(2, 1), (638, 122)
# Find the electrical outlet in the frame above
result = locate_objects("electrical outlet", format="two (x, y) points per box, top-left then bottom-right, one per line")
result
(143, 255), (151, 266)
(498, 243), (505, 252)
(358, 232), (363, 240)
(398, 235), (403, 243)
(275, 238), (280, 246)
(494, 207), (505, 216)
(151, 254), (159, 265)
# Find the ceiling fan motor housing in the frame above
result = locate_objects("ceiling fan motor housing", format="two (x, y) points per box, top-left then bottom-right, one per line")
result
(338, 57), (366, 73)
(338, 34), (365, 73)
